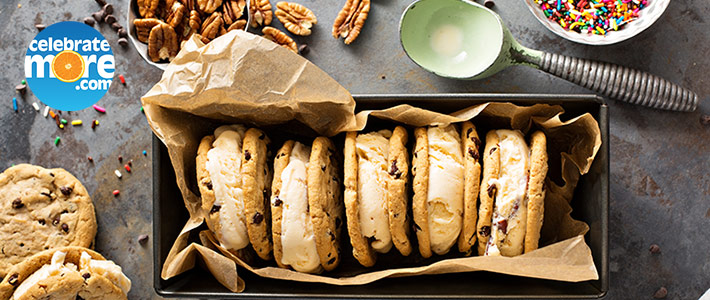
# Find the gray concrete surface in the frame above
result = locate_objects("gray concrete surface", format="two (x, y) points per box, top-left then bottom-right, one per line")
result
(0, 0), (708, 299)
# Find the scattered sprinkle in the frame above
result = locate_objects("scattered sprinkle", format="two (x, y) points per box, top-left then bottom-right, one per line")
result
(118, 155), (123, 162)
(54, 136), (61, 146)
(142, 150), (147, 156)
(87, 156), (94, 162)
(43, 106), (49, 117)
(127, 160), (133, 167)
(140, 106), (144, 113)
(114, 169), (122, 178)
(534, 0), (648, 35)
(119, 74), (126, 85)
(124, 164), (131, 172)
(138, 234), (149, 245)
(49, 110), (56, 118)
(59, 124), (64, 129)
(12, 97), (17, 112)
(91, 119), (99, 129)
(21, 79), (26, 85)
(112, 189), (120, 196)
(60, 119), (68, 125)
(71, 120), (83, 126)
(92, 104), (106, 113)
(32, 102), (39, 111)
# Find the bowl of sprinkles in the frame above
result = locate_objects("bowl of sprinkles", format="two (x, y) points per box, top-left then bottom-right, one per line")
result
(524, 0), (670, 45)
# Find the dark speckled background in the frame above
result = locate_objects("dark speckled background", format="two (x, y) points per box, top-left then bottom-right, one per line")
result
(0, 0), (708, 299)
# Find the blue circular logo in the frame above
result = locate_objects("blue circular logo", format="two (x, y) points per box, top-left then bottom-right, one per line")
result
(25, 21), (115, 111)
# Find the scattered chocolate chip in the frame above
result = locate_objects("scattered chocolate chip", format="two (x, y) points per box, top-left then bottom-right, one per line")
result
(321, 165), (326, 171)
(490, 147), (497, 154)
(479, 226), (491, 237)
(252, 212), (264, 224)
(103, 3), (113, 14)
(117, 37), (128, 47)
(7, 274), (18, 286)
(244, 150), (251, 161)
(112, 23), (123, 31)
(273, 196), (282, 206)
(295, 43), (309, 55)
(38, 219), (46, 225)
(61, 223), (69, 232)
(497, 219), (508, 234)
(327, 257), (336, 265)
(52, 216), (60, 226)
(700, 115), (710, 125)
(468, 147), (479, 160)
(649, 244), (661, 254)
(380, 75), (386, 80)
(35, 24), (46, 31)
(484, 0), (495, 8)
(83, 17), (95, 26)
(210, 205), (221, 213)
(60, 186), (73, 196)
(205, 181), (213, 190)
(335, 217), (341, 229)
(487, 185), (496, 197)
(653, 287), (668, 299)
(128, 160), (133, 167)
(15, 84), (27, 94)
(82, 273), (91, 279)
(117, 28), (127, 38)
(138, 234), (149, 245)
(95, 0), (107, 6)
(92, 11), (104, 22)
(118, 155), (123, 162)
(12, 198), (24, 209)
(104, 14), (116, 24)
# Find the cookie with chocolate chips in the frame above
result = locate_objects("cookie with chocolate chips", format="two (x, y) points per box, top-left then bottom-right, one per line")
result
(411, 127), (431, 258)
(241, 128), (273, 260)
(476, 130), (500, 256)
(0, 246), (130, 300)
(458, 121), (482, 255)
(0, 164), (97, 277)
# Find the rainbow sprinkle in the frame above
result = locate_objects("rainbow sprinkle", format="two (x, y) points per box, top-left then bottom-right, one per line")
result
(534, 0), (648, 35)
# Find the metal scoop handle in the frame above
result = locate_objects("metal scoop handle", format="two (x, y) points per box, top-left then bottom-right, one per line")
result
(535, 52), (697, 111)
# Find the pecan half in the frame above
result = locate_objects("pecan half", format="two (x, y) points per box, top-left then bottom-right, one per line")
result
(138, 0), (160, 17)
(198, 0), (223, 13)
(148, 23), (179, 62)
(187, 10), (202, 37)
(227, 19), (247, 31)
(249, 0), (273, 27)
(222, 0), (246, 25)
(165, 1), (187, 28)
(200, 12), (224, 41)
(134, 18), (162, 43)
(275, 2), (317, 36)
(332, 0), (370, 44)
(262, 26), (297, 53)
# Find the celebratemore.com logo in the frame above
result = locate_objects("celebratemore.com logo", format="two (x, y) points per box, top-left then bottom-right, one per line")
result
(24, 21), (115, 111)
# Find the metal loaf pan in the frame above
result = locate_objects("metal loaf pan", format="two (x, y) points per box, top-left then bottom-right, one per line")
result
(153, 94), (609, 298)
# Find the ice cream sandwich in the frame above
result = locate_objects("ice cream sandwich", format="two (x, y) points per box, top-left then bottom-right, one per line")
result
(412, 124), (468, 258)
(477, 130), (548, 257)
(271, 137), (342, 273)
(196, 125), (273, 261)
(343, 126), (412, 267)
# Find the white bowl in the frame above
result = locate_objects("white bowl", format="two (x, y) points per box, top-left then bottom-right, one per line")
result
(522, 0), (670, 45)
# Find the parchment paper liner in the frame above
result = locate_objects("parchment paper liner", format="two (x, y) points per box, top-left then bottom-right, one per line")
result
(141, 30), (602, 293)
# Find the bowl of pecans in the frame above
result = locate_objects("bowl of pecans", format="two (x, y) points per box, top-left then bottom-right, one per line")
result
(128, 0), (323, 69)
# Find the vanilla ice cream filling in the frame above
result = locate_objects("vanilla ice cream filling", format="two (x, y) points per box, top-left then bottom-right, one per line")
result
(12, 251), (131, 299)
(206, 126), (250, 251)
(485, 130), (530, 256)
(279, 142), (320, 273)
(356, 131), (393, 253)
(426, 125), (464, 255)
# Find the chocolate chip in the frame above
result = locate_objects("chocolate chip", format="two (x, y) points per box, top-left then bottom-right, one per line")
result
(321, 165), (326, 171)
(490, 147), (497, 154)
(7, 273), (18, 286)
(327, 257), (336, 265)
(12, 198), (24, 209)
(700, 115), (710, 125)
(117, 37), (128, 47)
(483, 0), (495, 8)
(471, 136), (481, 148)
(466, 127), (473, 137)
(273, 196), (282, 206)
(381, 75), (386, 79)
(15, 84), (27, 94)
(413, 152), (417, 158)
(388, 160), (401, 179)
(252, 212), (264, 224)
(82, 273), (91, 279)
(118, 28), (127, 38)
(653, 287), (667, 299)
(112, 23), (123, 31)
(328, 230), (335, 241)
(92, 11), (103, 22)
(60, 186), (73, 196)
(38, 219), (46, 225)
(52, 216), (60, 226)
(210, 205), (221, 213)
(128, 160), (133, 167)
(104, 14), (116, 24)
(118, 155), (123, 162)
(259, 133), (265, 140)
(138, 234), (149, 245)
(35, 24), (46, 31)
(332, 176), (338, 183)
(41, 192), (52, 199)
(335, 217), (341, 229)
(487, 185), (496, 198)
(244, 150), (251, 161)
(468, 147), (479, 160)
(298, 43), (309, 55)
(413, 222), (421, 232)
(479, 226), (491, 237)
(103, 3), (114, 14)
(61, 223), (69, 232)
(77, 296), (85, 300)
(497, 219), (508, 234)
(649, 244), (661, 254)
(366, 236), (376, 243)
(95, 0), (106, 6)
(83, 17), (95, 26)
(49, 172), (55, 177)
